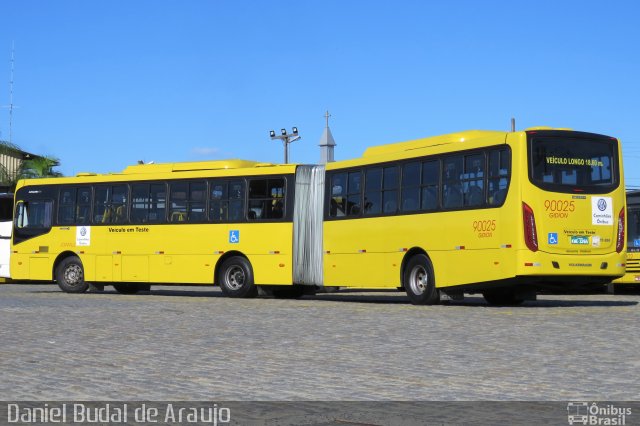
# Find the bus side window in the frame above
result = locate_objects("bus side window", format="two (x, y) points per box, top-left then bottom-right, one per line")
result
(16, 200), (52, 229)
(228, 180), (244, 221)
(15, 201), (27, 228)
(442, 157), (463, 209)
(347, 171), (361, 216)
(401, 162), (420, 213)
(330, 173), (347, 217)
(248, 178), (285, 220)
(94, 187), (109, 223)
(188, 181), (206, 222)
(488, 148), (511, 206)
(94, 185), (129, 224)
(209, 182), (227, 222)
(382, 166), (399, 214)
(131, 184), (150, 223)
(112, 185), (128, 223)
(58, 188), (76, 225)
(76, 188), (92, 224)
(169, 182), (188, 223)
(149, 183), (166, 223)
(421, 160), (439, 211)
(364, 168), (382, 215)
(463, 154), (484, 207)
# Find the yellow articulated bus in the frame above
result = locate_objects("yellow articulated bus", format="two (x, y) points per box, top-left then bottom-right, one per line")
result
(10, 128), (625, 305)
(611, 190), (640, 289)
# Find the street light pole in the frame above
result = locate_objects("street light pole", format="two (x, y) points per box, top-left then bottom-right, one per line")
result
(269, 127), (300, 164)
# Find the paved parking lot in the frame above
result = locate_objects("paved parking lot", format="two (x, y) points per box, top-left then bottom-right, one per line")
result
(0, 283), (639, 401)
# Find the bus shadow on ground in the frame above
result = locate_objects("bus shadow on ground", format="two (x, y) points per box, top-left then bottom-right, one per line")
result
(23, 285), (640, 307)
(303, 292), (640, 308)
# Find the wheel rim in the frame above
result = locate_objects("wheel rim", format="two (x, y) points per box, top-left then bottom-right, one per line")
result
(64, 264), (83, 287)
(224, 265), (245, 290)
(409, 265), (428, 295)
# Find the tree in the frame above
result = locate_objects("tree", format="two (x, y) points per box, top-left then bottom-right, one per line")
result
(0, 140), (62, 192)
(0, 140), (22, 191)
(18, 156), (63, 179)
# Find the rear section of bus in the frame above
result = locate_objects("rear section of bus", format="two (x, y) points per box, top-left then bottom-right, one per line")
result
(516, 129), (625, 289)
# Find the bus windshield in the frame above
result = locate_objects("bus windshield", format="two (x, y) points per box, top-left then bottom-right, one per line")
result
(528, 132), (618, 193)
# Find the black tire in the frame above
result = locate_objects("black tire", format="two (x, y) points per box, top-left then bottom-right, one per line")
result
(218, 256), (258, 298)
(55, 257), (89, 293)
(272, 286), (306, 299)
(113, 284), (140, 294)
(403, 254), (439, 305)
(482, 288), (525, 306)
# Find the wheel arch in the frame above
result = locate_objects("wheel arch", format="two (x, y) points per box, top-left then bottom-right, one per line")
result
(52, 251), (82, 281)
(214, 250), (250, 285)
(400, 247), (430, 289)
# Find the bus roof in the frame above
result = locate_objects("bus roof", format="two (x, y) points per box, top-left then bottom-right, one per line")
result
(362, 130), (507, 158)
(119, 159), (265, 174)
(16, 159), (299, 188)
(325, 129), (510, 170)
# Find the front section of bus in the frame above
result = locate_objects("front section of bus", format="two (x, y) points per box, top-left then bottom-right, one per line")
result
(516, 129), (625, 289)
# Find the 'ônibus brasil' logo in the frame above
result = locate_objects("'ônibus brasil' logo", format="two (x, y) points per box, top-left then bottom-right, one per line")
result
(567, 402), (632, 425)
(597, 198), (607, 211)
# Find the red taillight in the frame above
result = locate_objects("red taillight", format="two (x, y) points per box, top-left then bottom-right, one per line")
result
(522, 202), (538, 252)
(616, 207), (625, 253)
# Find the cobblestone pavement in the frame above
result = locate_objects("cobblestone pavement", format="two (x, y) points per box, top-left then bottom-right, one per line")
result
(0, 283), (638, 401)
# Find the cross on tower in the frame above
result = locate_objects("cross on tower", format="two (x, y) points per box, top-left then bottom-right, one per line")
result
(324, 110), (331, 128)
(319, 110), (336, 164)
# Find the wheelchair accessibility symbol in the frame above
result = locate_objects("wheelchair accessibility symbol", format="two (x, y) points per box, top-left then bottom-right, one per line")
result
(548, 232), (558, 245)
(229, 230), (240, 244)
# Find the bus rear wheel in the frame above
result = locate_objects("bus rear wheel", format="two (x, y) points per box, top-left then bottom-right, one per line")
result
(218, 256), (258, 298)
(55, 257), (88, 293)
(403, 254), (439, 305)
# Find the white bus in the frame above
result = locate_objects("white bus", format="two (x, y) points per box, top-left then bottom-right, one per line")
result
(0, 193), (14, 278)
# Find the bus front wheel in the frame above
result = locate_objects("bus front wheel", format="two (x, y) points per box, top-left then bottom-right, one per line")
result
(218, 256), (258, 298)
(55, 257), (88, 293)
(403, 254), (439, 305)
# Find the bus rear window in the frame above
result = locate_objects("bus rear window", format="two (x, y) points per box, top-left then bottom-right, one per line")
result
(529, 134), (618, 193)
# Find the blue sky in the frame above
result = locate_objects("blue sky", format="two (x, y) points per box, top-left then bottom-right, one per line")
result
(2, 1), (640, 187)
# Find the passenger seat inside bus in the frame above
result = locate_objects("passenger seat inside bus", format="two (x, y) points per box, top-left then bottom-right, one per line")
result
(492, 189), (507, 205)
(443, 186), (463, 208)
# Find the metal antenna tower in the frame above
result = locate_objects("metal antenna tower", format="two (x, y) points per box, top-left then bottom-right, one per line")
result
(1, 42), (16, 144)
(8, 41), (15, 143)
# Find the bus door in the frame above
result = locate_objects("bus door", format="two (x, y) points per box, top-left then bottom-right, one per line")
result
(0, 194), (14, 278)
(12, 186), (56, 281)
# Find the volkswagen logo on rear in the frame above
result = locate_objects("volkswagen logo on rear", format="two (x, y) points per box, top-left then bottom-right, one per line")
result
(597, 198), (607, 211)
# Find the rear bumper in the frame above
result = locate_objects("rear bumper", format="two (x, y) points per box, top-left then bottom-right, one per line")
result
(516, 249), (625, 279)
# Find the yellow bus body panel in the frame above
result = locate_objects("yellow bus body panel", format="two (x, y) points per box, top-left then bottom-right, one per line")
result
(11, 222), (294, 285)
